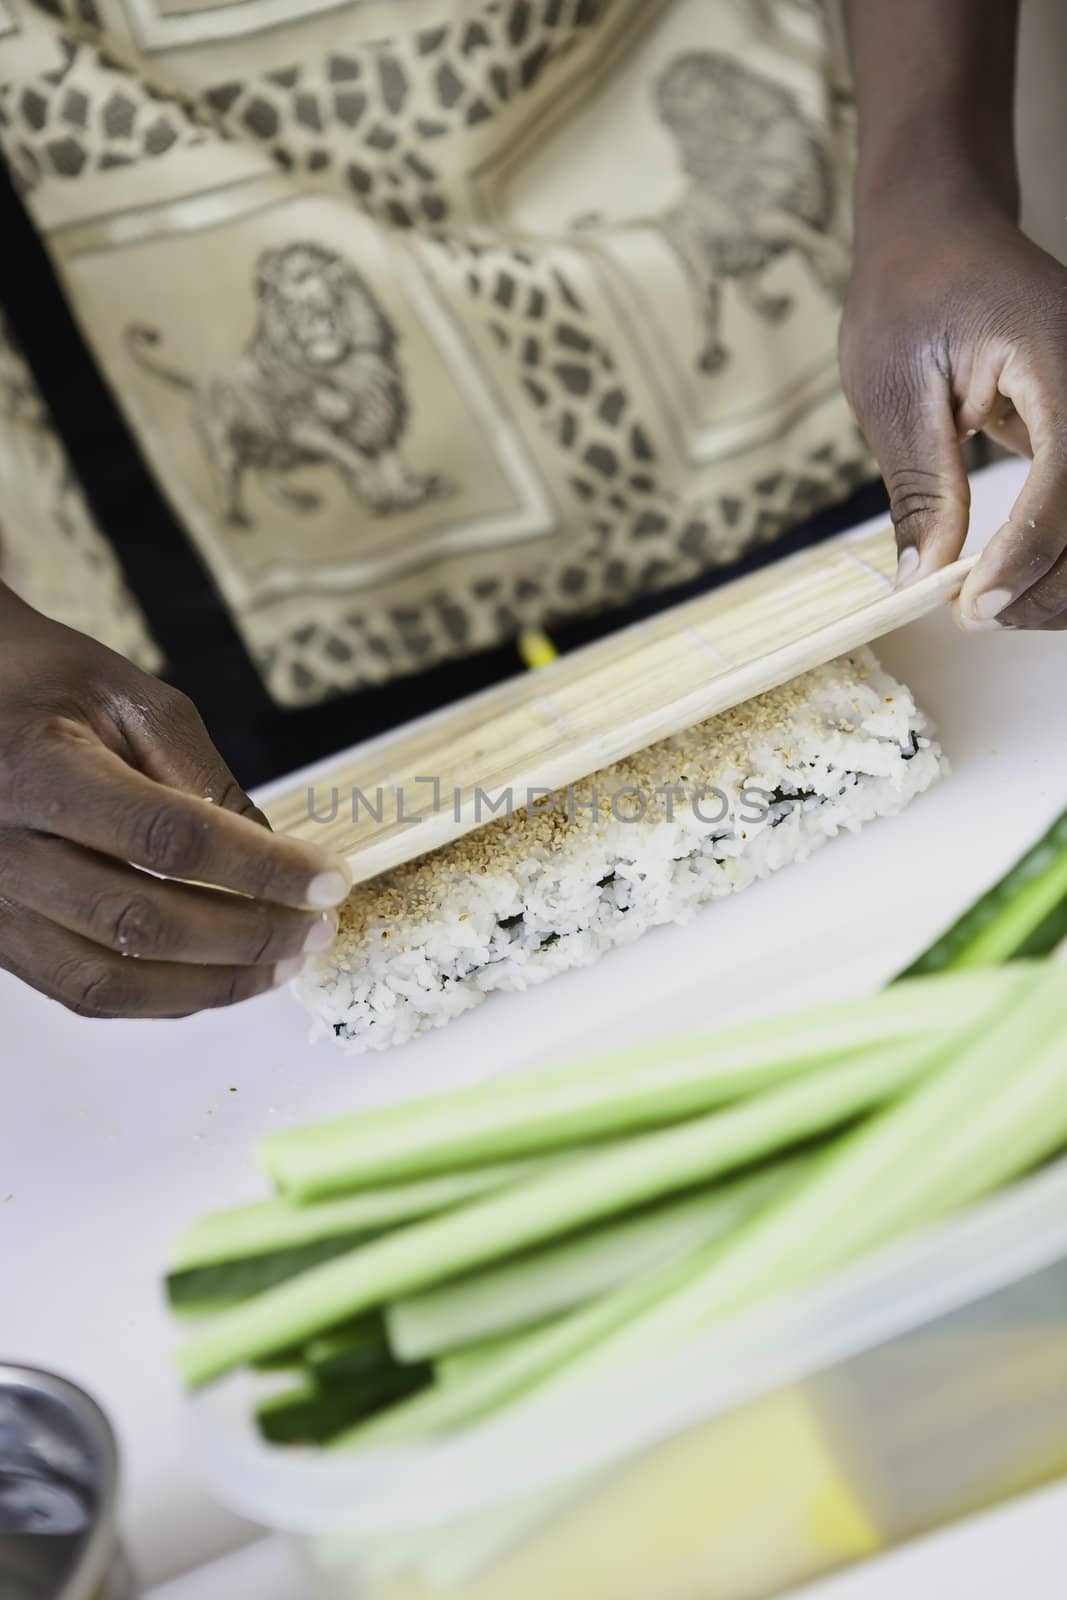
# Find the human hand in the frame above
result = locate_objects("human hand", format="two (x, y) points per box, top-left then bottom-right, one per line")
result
(0, 591), (349, 1018)
(840, 203), (1067, 629)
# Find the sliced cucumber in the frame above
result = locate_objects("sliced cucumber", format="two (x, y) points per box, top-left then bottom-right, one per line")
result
(166, 1230), (371, 1315)
(256, 1363), (431, 1446)
(901, 807), (1067, 976)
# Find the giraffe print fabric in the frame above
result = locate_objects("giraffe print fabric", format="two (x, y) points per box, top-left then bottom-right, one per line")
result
(0, 0), (873, 707)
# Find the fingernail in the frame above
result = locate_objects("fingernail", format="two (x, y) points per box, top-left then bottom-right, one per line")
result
(972, 587), (1012, 622)
(307, 869), (350, 909)
(274, 956), (306, 986)
(894, 548), (921, 589)
(956, 612), (1003, 633)
(303, 912), (339, 953)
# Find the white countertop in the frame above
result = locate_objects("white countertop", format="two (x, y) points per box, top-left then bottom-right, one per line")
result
(147, 1480), (1067, 1600)
(3, 458), (1067, 1596)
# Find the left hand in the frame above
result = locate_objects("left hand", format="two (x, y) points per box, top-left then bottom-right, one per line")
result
(840, 202), (1067, 630)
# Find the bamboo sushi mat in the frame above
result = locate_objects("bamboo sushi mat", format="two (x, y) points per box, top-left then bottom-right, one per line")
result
(266, 528), (973, 883)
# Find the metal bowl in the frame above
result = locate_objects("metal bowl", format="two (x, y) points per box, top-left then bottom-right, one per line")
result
(0, 1364), (136, 1600)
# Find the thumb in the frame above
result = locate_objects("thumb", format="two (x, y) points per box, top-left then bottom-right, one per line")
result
(859, 380), (971, 586)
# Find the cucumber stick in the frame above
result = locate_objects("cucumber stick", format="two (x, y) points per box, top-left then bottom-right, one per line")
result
(166, 1230), (372, 1315)
(341, 967), (1067, 1448)
(589, 964), (1067, 1379)
(338, 1265), (700, 1447)
(251, 1315), (389, 1383)
(387, 1157), (806, 1362)
(170, 1160), (544, 1272)
(901, 806), (1067, 976)
(256, 1363), (430, 1446)
(435, 1330), (536, 1386)
(258, 970), (1027, 1200)
(179, 1013), (994, 1388)
(305, 1317), (390, 1382)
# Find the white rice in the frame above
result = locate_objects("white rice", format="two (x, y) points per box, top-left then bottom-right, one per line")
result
(295, 649), (945, 1053)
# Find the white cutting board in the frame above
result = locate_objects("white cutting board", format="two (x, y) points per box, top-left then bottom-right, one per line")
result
(2, 459), (1066, 1591)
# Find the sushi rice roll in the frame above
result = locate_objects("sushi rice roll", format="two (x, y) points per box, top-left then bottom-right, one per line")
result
(295, 648), (945, 1053)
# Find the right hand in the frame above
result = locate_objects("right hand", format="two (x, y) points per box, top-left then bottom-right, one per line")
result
(840, 193), (1067, 629)
(0, 592), (350, 1019)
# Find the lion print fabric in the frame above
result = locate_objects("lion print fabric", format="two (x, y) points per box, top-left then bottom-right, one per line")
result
(0, 0), (872, 707)
(0, 309), (162, 668)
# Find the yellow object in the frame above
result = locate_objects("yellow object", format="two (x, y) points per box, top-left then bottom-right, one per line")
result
(342, 1388), (883, 1600)
(311, 1321), (1067, 1599)
(517, 630), (559, 671)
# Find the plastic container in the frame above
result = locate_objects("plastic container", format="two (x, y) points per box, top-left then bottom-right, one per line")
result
(191, 1157), (1067, 1599)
